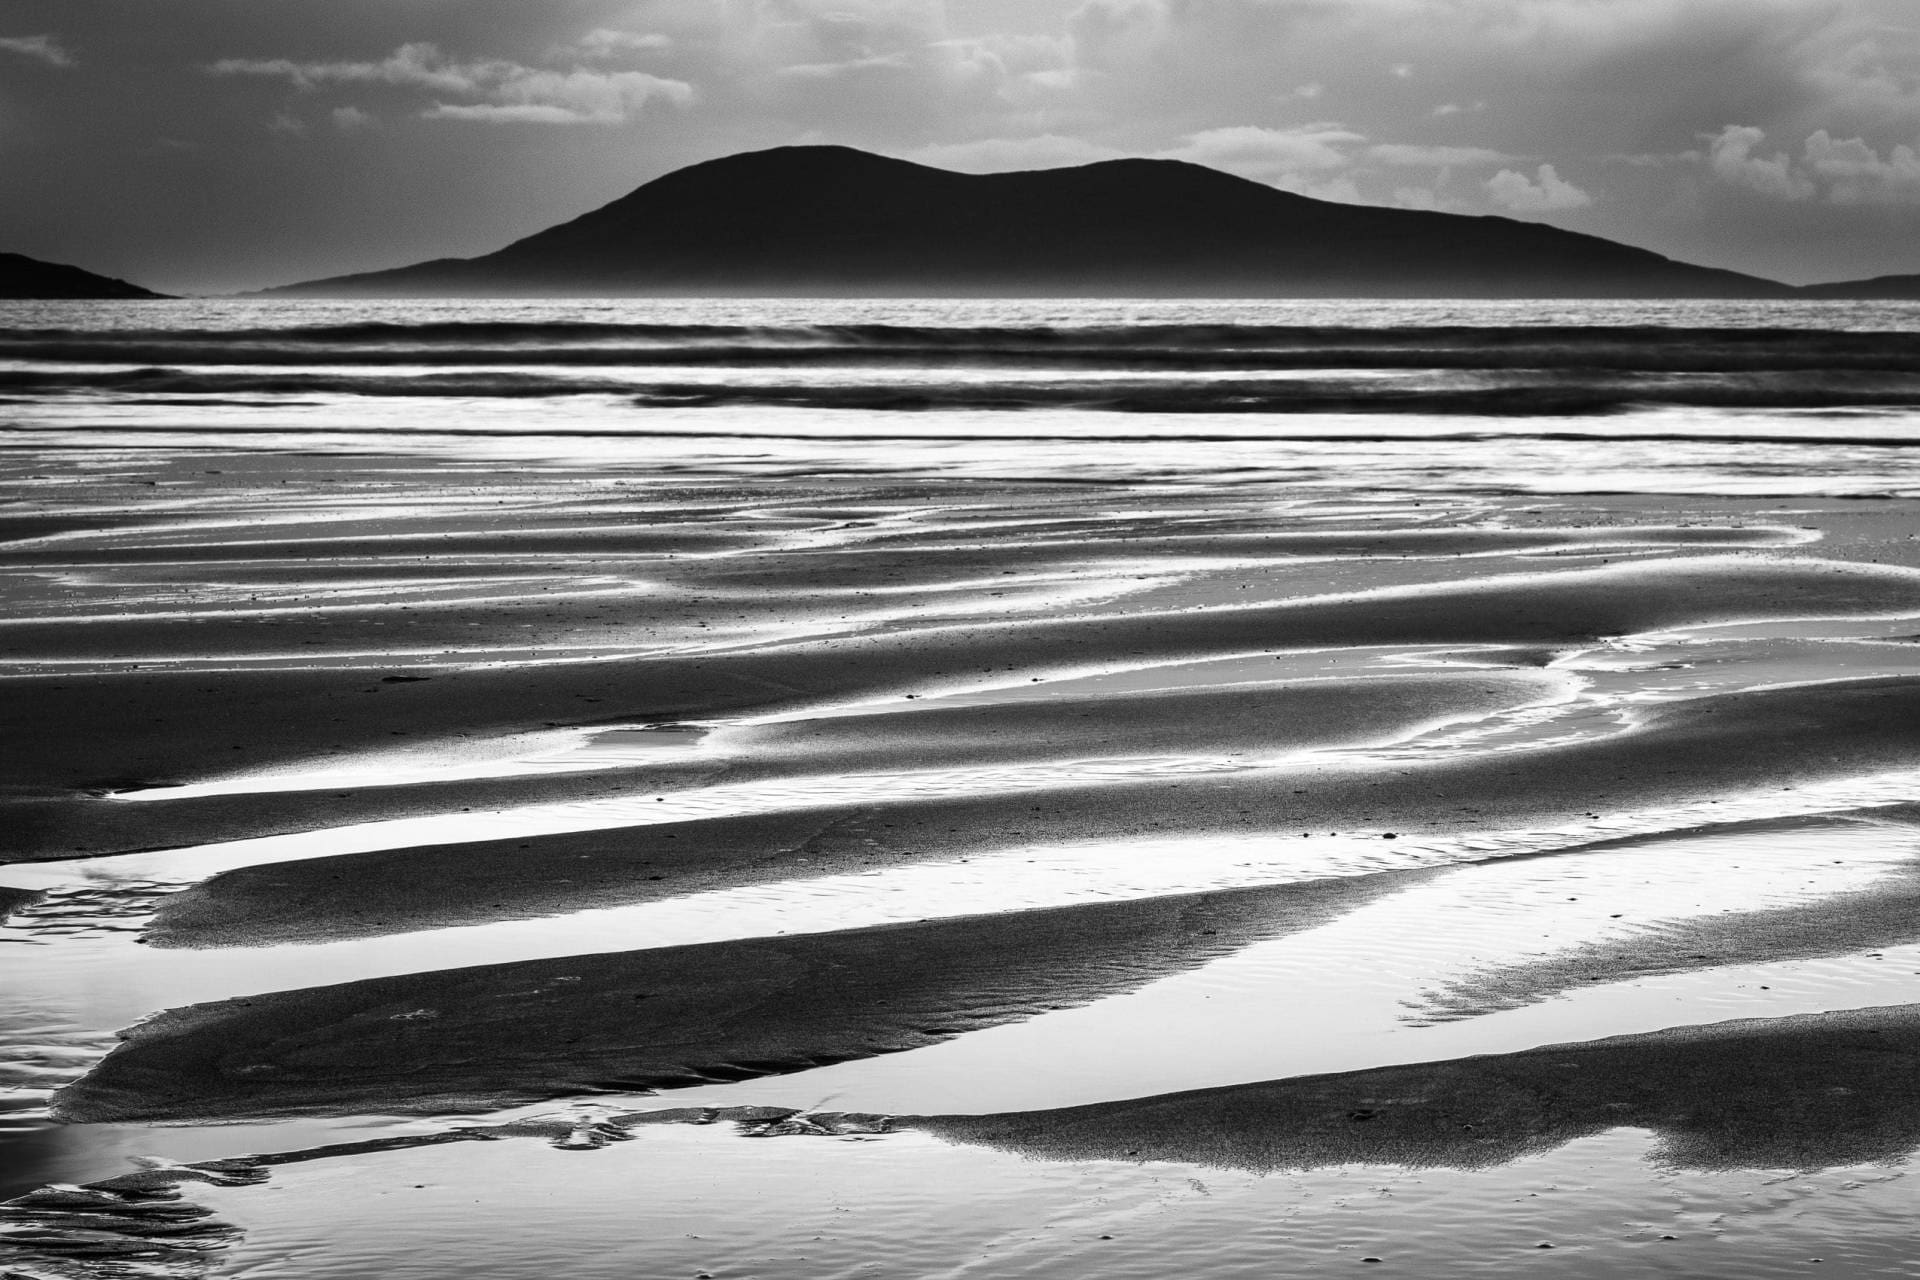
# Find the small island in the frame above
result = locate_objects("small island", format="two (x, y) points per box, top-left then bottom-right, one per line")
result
(266, 145), (1788, 299)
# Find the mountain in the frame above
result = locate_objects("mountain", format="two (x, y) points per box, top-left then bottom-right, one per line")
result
(1797, 273), (1920, 300)
(268, 145), (1787, 299)
(0, 251), (168, 300)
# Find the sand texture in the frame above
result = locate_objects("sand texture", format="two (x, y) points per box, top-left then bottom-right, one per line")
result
(7, 398), (1920, 1279)
(55, 876), (1419, 1122)
(910, 1004), (1920, 1171)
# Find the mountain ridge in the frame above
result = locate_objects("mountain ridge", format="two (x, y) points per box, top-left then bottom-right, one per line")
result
(262, 145), (1796, 300)
(1798, 273), (1920, 300)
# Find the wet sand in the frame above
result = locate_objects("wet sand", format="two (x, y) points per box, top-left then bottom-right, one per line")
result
(8, 551), (1913, 860)
(134, 673), (1920, 950)
(57, 875), (1424, 1122)
(20, 1003), (1920, 1278)
(914, 1003), (1920, 1172)
(8, 436), (1920, 1277)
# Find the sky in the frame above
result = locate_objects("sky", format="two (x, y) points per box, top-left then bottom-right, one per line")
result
(4, 0), (1920, 293)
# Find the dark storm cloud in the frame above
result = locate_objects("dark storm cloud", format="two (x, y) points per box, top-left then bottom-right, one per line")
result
(2, 0), (1917, 291)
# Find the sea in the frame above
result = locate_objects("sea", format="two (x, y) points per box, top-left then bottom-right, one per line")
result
(6, 296), (1920, 495)
(4, 297), (1920, 1279)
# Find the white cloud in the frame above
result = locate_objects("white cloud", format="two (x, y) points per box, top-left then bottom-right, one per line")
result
(432, 67), (691, 124)
(1369, 143), (1512, 167)
(424, 104), (591, 124)
(0, 33), (72, 67)
(907, 123), (1389, 204)
(1161, 124), (1365, 183)
(568, 29), (674, 59)
(1485, 163), (1594, 210)
(1705, 123), (1920, 203)
(777, 53), (915, 81)
(911, 124), (1569, 215)
(1604, 149), (1703, 167)
(1149, 125), (1375, 203)
(1795, 13), (1920, 132)
(208, 42), (693, 125)
(331, 105), (374, 130)
(909, 123), (1371, 194)
(1802, 127), (1920, 202)
(1025, 0), (1908, 166)
(665, 1), (1064, 140)
(210, 43), (475, 92)
(1707, 124), (1816, 199)
(903, 134), (1127, 171)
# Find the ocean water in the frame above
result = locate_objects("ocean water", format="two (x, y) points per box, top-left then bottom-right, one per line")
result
(5, 297), (1920, 1278)
(6, 297), (1920, 494)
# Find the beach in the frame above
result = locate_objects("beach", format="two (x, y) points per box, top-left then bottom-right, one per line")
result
(6, 296), (1920, 1276)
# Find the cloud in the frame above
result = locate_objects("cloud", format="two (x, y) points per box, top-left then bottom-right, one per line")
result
(906, 123), (1369, 190)
(208, 42), (693, 124)
(908, 123), (1572, 216)
(1706, 123), (1920, 203)
(423, 104), (591, 124)
(777, 53), (915, 82)
(1804, 128), (1920, 202)
(1162, 124), (1365, 183)
(331, 105), (374, 130)
(0, 33), (72, 67)
(431, 67), (692, 124)
(1486, 163), (1594, 210)
(210, 43), (473, 92)
(906, 123), (1380, 203)
(637, 0), (1067, 141)
(1706, 124), (1819, 199)
(1066, 0), (1165, 76)
(568, 29), (674, 59)
(1368, 143), (1512, 167)
(1794, 11), (1920, 132)
(1604, 149), (1704, 168)
(903, 134), (1127, 171)
(1025, 0), (1902, 165)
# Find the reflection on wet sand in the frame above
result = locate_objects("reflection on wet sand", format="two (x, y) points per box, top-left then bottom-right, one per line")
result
(916, 1003), (1920, 1172)
(7, 381), (1920, 1277)
(15, 1001), (1920, 1278)
(55, 874), (1423, 1122)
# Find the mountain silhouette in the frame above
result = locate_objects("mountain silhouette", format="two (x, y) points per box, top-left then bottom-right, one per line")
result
(1799, 273), (1920, 300)
(0, 251), (168, 300)
(269, 145), (1791, 299)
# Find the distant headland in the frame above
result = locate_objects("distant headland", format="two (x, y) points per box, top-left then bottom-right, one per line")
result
(0, 252), (170, 300)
